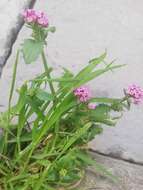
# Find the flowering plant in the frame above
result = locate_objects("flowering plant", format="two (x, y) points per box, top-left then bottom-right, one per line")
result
(0, 9), (142, 190)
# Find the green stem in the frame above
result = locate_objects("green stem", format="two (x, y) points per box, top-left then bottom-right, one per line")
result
(49, 121), (59, 154)
(4, 50), (19, 154)
(41, 50), (56, 97)
(120, 95), (130, 103)
(8, 50), (19, 120)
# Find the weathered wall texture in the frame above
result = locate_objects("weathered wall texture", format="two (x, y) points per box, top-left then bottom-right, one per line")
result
(0, 0), (35, 75)
(0, 0), (143, 163)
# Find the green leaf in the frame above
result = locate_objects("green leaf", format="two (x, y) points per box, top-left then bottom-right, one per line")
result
(77, 64), (125, 86)
(89, 104), (117, 126)
(8, 50), (19, 117)
(58, 67), (75, 91)
(57, 60), (125, 99)
(90, 97), (121, 104)
(36, 159), (51, 167)
(56, 53), (107, 96)
(0, 136), (5, 154)
(8, 173), (31, 183)
(47, 26), (56, 33)
(81, 125), (103, 143)
(33, 94), (76, 140)
(57, 150), (76, 169)
(76, 52), (106, 79)
(12, 84), (27, 115)
(26, 96), (45, 121)
(57, 123), (92, 159)
(22, 39), (44, 64)
(36, 89), (54, 101)
(8, 133), (32, 143)
(60, 169), (81, 183)
(31, 152), (58, 160)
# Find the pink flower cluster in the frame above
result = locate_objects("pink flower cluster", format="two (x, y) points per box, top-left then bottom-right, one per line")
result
(74, 86), (91, 103)
(74, 86), (97, 109)
(22, 9), (49, 27)
(126, 84), (143, 104)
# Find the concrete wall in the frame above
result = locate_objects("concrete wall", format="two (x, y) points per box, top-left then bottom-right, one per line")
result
(0, 0), (143, 163)
(0, 0), (35, 74)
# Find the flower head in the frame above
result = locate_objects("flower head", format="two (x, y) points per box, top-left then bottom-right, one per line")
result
(22, 9), (37, 23)
(74, 86), (91, 102)
(126, 84), (143, 104)
(36, 11), (49, 27)
(88, 103), (97, 110)
(22, 9), (49, 27)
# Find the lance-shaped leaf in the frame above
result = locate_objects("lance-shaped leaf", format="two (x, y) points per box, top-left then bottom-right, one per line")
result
(22, 39), (44, 64)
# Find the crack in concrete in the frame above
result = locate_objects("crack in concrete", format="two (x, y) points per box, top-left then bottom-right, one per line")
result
(0, 0), (36, 76)
(90, 149), (143, 166)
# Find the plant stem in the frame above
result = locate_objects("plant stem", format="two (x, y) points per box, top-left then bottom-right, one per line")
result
(8, 50), (19, 121)
(4, 50), (19, 154)
(49, 121), (59, 153)
(41, 50), (56, 97)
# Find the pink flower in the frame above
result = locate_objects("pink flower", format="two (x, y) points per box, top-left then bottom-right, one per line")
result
(88, 103), (97, 110)
(126, 84), (143, 104)
(22, 9), (37, 23)
(22, 9), (49, 27)
(74, 86), (91, 102)
(36, 11), (49, 27)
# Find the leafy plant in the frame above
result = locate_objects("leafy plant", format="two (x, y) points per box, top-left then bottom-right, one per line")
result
(0, 9), (142, 190)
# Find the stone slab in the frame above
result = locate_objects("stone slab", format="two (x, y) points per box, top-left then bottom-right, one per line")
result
(0, 0), (143, 163)
(79, 152), (143, 190)
(0, 0), (36, 75)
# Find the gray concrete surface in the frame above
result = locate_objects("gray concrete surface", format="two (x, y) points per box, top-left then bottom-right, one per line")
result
(0, 0), (35, 75)
(79, 152), (143, 190)
(0, 0), (143, 164)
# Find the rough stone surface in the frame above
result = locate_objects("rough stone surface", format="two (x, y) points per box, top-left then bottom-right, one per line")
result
(0, 0), (36, 75)
(79, 152), (143, 190)
(0, 0), (143, 163)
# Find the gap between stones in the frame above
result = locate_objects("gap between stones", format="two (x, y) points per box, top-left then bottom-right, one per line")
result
(90, 149), (143, 166)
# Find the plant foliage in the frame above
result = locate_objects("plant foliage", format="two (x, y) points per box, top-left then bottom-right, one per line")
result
(0, 9), (136, 190)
